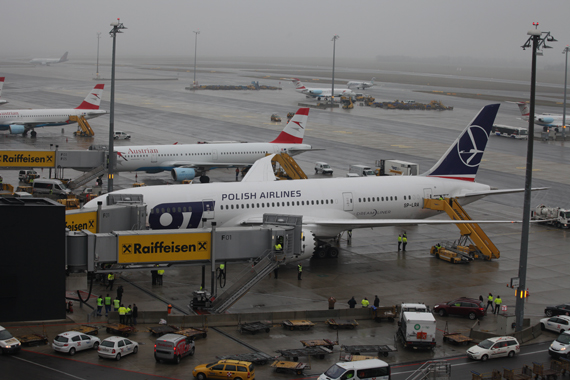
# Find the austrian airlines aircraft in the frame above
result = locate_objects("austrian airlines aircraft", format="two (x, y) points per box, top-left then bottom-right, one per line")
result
(513, 101), (567, 129)
(112, 108), (312, 183)
(86, 104), (533, 261)
(0, 77), (7, 105)
(0, 84), (106, 137)
(347, 77), (376, 90)
(292, 78), (354, 100)
(29, 51), (69, 66)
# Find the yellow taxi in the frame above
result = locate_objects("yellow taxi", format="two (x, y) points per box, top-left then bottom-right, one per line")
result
(192, 359), (255, 380)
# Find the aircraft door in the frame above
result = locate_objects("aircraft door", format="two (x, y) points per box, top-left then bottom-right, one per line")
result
(202, 199), (215, 219)
(342, 192), (353, 211)
(151, 153), (157, 163)
(423, 188), (433, 199)
(212, 149), (218, 161)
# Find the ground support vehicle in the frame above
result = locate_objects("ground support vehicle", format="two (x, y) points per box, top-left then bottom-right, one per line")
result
(147, 325), (178, 336)
(176, 327), (208, 340)
(105, 323), (137, 337)
(442, 321), (472, 345)
(471, 370), (502, 380)
(532, 204), (570, 228)
(340, 354), (378, 361)
(541, 316), (570, 333)
(301, 339), (338, 350)
(276, 346), (333, 361)
(238, 321), (272, 334)
(154, 333), (195, 364)
(271, 360), (310, 375)
(270, 114), (281, 122)
(348, 164), (375, 177)
(551, 358), (570, 375)
(0, 326), (22, 353)
(341, 344), (397, 358)
(98, 336), (138, 361)
(549, 331), (570, 358)
(372, 305), (397, 322)
(70, 325), (99, 336)
(217, 351), (275, 365)
(376, 159), (419, 176)
(466, 336), (520, 361)
(282, 319), (314, 331)
(396, 312), (437, 349)
(314, 162), (333, 175)
(326, 319), (358, 329)
(15, 333), (47, 347)
(52, 331), (100, 355)
(430, 244), (473, 264)
(532, 361), (560, 379)
(502, 366), (533, 380)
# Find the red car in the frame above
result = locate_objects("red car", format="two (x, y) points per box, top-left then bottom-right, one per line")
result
(434, 297), (486, 320)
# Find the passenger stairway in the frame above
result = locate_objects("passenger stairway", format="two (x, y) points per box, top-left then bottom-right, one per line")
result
(67, 164), (106, 190)
(69, 115), (95, 137)
(405, 360), (452, 380)
(271, 153), (308, 180)
(209, 250), (281, 314)
(423, 198), (500, 260)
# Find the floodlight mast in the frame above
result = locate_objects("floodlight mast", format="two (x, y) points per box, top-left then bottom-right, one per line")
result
(563, 46), (569, 138)
(331, 35), (339, 106)
(193, 30), (200, 88)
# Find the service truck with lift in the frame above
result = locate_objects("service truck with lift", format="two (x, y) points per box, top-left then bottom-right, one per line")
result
(531, 204), (569, 229)
(376, 159), (419, 176)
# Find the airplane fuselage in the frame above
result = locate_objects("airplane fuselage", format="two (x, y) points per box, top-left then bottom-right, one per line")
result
(0, 108), (107, 129)
(295, 87), (353, 98)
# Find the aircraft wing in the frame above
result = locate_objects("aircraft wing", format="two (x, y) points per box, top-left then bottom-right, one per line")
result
(458, 187), (549, 198)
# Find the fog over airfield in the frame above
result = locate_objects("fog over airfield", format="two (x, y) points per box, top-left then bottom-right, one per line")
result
(1, 0), (570, 68)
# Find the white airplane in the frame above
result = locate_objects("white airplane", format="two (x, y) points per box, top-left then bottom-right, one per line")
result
(108, 108), (312, 183)
(291, 78), (354, 100)
(513, 101), (567, 129)
(86, 104), (537, 261)
(0, 84), (106, 137)
(29, 52), (69, 66)
(347, 77), (376, 90)
(0, 77), (7, 105)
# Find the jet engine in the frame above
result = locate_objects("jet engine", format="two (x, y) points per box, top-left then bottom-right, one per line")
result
(171, 168), (196, 182)
(538, 116), (554, 124)
(299, 229), (339, 260)
(9, 125), (25, 134)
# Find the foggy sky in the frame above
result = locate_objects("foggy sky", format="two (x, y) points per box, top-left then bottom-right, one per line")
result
(2, 0), (569, 66)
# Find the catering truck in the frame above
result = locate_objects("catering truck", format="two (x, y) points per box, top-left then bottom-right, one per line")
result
(531, 204), (569, 229)
(348, 165), (375, 177)
(376, 159), (419, 176)
(396, 311), (437, 349)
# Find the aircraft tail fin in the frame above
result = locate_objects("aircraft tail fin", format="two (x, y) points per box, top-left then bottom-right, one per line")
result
(510, 101), (530, 118)
(422, 104), (500, 182)
(0, 77), (4, 97)
(370, 77), (375, 85)
(291, 78), (306, 90)
(75, 84), (104, 110)
(59, 52), (69, 63)
(270, 108), (309, 144)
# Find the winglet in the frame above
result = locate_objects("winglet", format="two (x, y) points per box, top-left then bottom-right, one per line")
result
(270, 108), (309, 144)
(241, 154), (278, 182)
(76, 84), (104, 110)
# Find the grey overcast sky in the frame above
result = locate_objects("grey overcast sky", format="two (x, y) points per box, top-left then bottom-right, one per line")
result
(2, 0), (569, 65)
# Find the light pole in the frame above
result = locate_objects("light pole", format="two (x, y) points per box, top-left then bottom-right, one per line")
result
(96, 32), (101, 79)
(563, 46), (569, 139)
(108, 18), (127, 193)
(193, 30), (200, 88)
(331, 35), (339, 107)
(516, 23), (556, 332)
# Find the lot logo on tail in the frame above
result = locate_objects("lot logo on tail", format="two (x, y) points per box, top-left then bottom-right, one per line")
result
(457, 125), (488, 168)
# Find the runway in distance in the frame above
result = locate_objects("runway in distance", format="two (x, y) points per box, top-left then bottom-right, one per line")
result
(513, 101), (567, 129)
(109, 108), (313, 183)
(291, 78), (354, 99)
(86, 104), (535, 260)
(29, 51), (69, 66)
(347, 77), (375, 90)
(0, 84), (106, 137)
(0, 77), (7, 105)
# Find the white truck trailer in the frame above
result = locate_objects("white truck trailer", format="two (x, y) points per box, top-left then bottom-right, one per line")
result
(376, 159), (419, 176)
(348, 165), (375, 177)
(531, 205), (569, 229)
(396, 312), (437, 350)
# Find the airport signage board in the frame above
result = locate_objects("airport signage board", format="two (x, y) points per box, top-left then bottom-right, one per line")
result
(0, 150), (55, 167)
(66, 211), (97, 233)
(117, 233), (211, 263)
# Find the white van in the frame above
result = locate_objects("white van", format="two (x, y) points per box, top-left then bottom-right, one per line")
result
(154, 333), (195, 364)
(114, 131), (131, 140)
(32, 179), (72, 196)
(319, 359), (390, 380)
(549, 330), (570, 358)
(0, 325), (22, 354)
(315, 162), (333, 175)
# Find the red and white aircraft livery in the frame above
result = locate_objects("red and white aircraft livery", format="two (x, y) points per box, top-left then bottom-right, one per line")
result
(0, 77), (7, 105)
(0, 84), (106, 137)
(291, 78), (354, 100)
(111, 108), (312, 183)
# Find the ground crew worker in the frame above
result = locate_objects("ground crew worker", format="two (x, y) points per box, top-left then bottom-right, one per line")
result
(298, 264), (303, 280)
(116, 285), (124, 302)
(96, 295), (103, 316)
(157, 269), (164, 285)
(328, 296), (336, 310)
(275, 242), (282, 251)
(118, 304), (127, 324)
(398, 235), (402, 250)
(132, 304), (138, 326)
(104, 294), (112, 316)
(235, 168), (240, 181)
(361, 297), (370, 308)
(113, 297), (120, 311)
(107, 273), (115, 290)
(486, 293), (493, 312)
(402, 235), (408, 251)
(125, 305), (132, 325)
(494, 295), (502, 314)
(374, 295), (380, 308)
(348, 296), (357, 309)
(0, 176), (3, 188)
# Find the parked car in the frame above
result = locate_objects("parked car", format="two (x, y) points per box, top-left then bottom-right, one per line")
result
(52, 331), (100, 355)
(466, 336), (520, 361)
(0, 325), (21, 354)
(433, 297), (486, 320)
(549, 331), (570, 358)
(540, 315), (570, 334)
(98, 336), (138, 361)
(544, 303), (570, 317)
(193, 359), (255, 380)
(114, 131), (131, 140)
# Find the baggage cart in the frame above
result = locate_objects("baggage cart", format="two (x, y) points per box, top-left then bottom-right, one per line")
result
(276, 346), (333, 361)
(552, 358), (570, 376)
(176, 327), (208, 340)
(471, 370), (502, 380)
(503, 366), (533, 380)
(16, 333), (48, 346)
(239, 321), (272, 334)
(300, 339), (338, 350)
(282, 319), (314, 331)
(217, 352), (276, 365)
(70, 324), (99, 336)
(532, 361), (560, 379)
(442, 322), (472, 345)
(105, 323), (137, 337)
(372, 305), (398, 322)
(147, 325), (178, 336)
(271, 360), (311, 375)
(325, 319), (358, 330)
(341, 344), (397, 358)
(340, 354), (378, 362)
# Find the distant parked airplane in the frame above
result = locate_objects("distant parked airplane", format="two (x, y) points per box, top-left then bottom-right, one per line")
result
(0, 77), (7, 105)
(347, 77), (376, 90)
(30, 52), (69, 66)
(291, 78), (353, 100)
(513, 101), (567, 129)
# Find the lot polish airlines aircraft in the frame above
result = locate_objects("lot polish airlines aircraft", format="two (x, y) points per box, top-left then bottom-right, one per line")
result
(513, 101), (567, 129)
(112, 108), (312, 183)
(347, 77), (375, 90)
(0, 84), (106, 137)
(292, 78), (354, 100)
(0, 77), (7, 105)
(86, 104), (536, 261)
(29, 51), (69, 66)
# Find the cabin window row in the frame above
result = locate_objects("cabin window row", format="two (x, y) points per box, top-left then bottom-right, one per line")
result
(219, 199), (335, 210)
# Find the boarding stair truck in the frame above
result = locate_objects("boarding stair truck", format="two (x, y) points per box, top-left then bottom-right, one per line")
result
(348, 165), (375, 177)
(376, 159), (419, 176)
(396, 311), (436, 350)
(531, 204), (569, 229)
